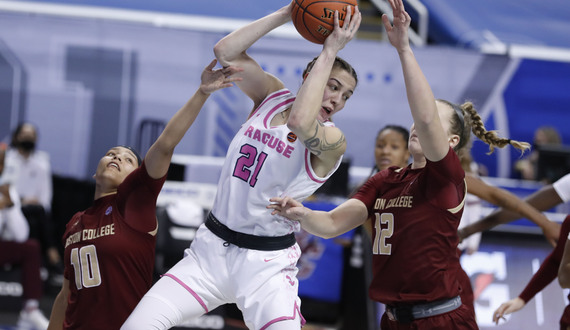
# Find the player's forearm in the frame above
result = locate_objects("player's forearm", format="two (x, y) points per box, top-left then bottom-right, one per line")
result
(157, 89), (209, 152)
(288, 49), (336, 133)
(214, 6), (290, 66)
(301, 200), (367, 239)
(559, 238), (570, 288)
(489, 188), (552, 229)
(300, 210), (343, 239)
(460, 210), (513, 238)
(48, 291), (67, 330)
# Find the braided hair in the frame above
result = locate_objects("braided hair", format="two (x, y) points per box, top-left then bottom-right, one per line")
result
(438, 99), (531, 156)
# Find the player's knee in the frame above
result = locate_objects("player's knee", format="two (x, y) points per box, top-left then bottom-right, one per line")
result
(121, 295), (179, 330)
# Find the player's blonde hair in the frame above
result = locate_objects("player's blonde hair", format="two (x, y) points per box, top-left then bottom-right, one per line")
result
(438, 99), (531, 155)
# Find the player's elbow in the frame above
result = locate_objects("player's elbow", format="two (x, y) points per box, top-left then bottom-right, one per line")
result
(213, 43), (229, 65)
(213, 41), (243, 66)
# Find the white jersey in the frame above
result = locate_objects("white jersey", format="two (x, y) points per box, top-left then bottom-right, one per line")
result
(211, 89), (342, 236)
(553, 173), (570, 203)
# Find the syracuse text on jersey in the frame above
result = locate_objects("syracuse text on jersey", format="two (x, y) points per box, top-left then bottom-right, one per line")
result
(374, 196), (413, 210)
(243, 125), (295, 158)
(64, 224), (116, 248)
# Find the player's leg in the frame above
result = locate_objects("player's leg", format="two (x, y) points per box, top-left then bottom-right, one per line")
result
(235, 244), (304, 330)
(123, 228), (228, 330)
(121, 275), (208, 330)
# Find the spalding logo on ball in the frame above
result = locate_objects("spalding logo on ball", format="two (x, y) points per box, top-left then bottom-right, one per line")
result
(292, 0), (358, 44)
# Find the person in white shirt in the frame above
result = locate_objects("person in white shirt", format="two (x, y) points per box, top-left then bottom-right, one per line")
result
(0, 143), (50, 330)
(6, 122), (61, 273)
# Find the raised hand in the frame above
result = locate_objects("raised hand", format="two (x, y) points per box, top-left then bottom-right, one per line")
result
(199, 59), (243, 95)
(381, 0), (411, 52)
(323, 5), (362, 52)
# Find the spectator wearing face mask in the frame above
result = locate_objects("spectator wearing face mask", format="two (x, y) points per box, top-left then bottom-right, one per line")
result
(5, 122), (62, 280)
(0, 142), (50, 329)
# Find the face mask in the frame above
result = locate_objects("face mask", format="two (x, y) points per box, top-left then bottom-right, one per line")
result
(19, 140), (36, 152)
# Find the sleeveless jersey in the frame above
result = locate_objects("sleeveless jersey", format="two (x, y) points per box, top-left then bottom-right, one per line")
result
(353, 148), (466, 305)
(211, 88), (342, 236)
(61, 162), (166, 329)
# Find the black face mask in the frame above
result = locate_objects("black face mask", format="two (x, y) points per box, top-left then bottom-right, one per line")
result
(18, 140), (36, 152)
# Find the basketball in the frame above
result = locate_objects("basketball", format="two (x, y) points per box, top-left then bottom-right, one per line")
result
(291, 0), (358, 44)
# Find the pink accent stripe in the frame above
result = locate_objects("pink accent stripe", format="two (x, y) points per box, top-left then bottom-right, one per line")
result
(250, 90), (290, 119)
(264, 98), (295, 129)
(162, 273), (209, 313)
(259, 300), (305, 330)
(304, 149), (327, 183)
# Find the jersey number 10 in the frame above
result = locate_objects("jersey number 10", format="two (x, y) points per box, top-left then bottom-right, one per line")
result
(70, 245), (102, 289)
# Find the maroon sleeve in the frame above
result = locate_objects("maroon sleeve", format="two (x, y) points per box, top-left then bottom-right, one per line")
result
(116, 161), (167, 233)
(352, 172), (384, 216)
(519, 216), (570, 302)
(423, 147), (466, 210)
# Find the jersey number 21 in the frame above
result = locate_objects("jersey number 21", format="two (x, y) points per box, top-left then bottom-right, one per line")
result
(233, 144), (268, 187)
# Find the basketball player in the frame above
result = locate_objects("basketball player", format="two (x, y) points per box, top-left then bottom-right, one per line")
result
(370, 124), (557, 317)
(122, 3), (361, 330)
(493, 215), (570, 328)
(461, 172), (570, 326)
(46, 60), (241, 329)
(268, 0), (531, 328)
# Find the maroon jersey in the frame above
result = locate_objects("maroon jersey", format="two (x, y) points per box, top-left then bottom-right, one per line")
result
(519, 215), (570, 328)
(353, 148), (466, 305)
(62, 161), (166, 329)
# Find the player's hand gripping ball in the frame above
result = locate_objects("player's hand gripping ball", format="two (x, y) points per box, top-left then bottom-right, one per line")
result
(291, 0), (358, 44)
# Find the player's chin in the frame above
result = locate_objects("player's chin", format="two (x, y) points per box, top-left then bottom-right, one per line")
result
(317, 111), (330, 122)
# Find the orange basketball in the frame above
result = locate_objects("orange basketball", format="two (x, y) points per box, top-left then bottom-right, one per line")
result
(291, 0), (358, 44)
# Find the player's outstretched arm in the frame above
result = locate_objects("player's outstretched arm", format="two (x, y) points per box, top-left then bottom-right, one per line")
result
(464, 174), (560, 246)
(213, 3), (292, 107)
(287, 6), (360, 167)
(268, 197), (368, 239)
(459, 182), (563, 242)
(144, 60), (242, 179)
(382, 0), (447, 162)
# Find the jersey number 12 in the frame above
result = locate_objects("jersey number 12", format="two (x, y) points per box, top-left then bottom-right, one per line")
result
(373, 213), (394, 255)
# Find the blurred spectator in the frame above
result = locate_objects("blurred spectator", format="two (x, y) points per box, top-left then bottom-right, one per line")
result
(0, 143), (50, 329)
(5, 122), (62, 280)
(514, 125), (562, 181)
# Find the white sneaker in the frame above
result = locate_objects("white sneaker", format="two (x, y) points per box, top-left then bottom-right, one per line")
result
(17, 308), (49, 330)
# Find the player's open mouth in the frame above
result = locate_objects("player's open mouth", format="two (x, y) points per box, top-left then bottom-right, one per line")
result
(108, 162), (120, 171)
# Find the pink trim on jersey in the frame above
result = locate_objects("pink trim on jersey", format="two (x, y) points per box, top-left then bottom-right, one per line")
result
(259, 300), (306, 330)
(263, 98), (295, 129)
(250, 90), (291, 119)
(304, 149), (327, 183)
(162, 273), (209, 313)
